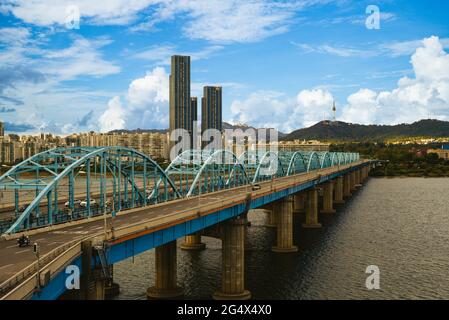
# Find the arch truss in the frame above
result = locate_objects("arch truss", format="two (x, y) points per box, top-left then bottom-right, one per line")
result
(0, 147), (359, 235)
(0, 147), (180, 234)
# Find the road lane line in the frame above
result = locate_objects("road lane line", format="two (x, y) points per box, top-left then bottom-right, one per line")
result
(0, 263), (13, 270)
(14, 249), (29, 254)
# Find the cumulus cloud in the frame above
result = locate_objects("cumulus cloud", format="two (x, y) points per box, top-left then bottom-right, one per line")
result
(1, 0), (156, 26)
(341, 36), (449, 124)
(99, 96), (126, 132)
(231, 36), (449, 131)
(99, 67), (169, 132)
(230, 89), (334, 132)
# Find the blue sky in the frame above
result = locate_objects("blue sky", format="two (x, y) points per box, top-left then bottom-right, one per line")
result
(0, 0), (448, 134)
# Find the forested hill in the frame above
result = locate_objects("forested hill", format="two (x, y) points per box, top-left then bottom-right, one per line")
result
(283, 119), (449, 142)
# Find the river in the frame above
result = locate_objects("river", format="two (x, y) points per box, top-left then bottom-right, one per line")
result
(113, 178), (449, 300)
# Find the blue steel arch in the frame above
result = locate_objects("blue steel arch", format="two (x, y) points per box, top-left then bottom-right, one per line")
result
(0, 147), (181, 234)
(252, 151), (286, 183)
(286, 151), (307, 176)
(301, 152), (321, 172)
(318, 152), (332, 169)
(186, 149), (250, 197)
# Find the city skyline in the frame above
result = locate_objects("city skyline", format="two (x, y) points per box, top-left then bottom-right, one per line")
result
(0, 1), (448, 135)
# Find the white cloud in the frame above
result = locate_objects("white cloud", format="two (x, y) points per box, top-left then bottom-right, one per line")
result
(232, 36), (449, 131)
(131, 44), (223, 65)
(2, 0), (157, 26)
(99, 67), (169, 132)
(99, 96), (126, 132)
(341, 36), (449, 125)
(0, 27), (120, 134)
(132, 0), (311, 43)
(3, 0), (306, 43)
(294, 37), (449, 58)
(230, 88), (334, 132)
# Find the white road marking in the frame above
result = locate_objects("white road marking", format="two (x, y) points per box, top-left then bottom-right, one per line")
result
(15, 249), (29, 254)
(0, 263), (13, 270)
(6, 244), (17, 249)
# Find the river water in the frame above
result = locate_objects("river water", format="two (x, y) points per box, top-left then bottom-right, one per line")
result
(113, 178), (449, 300)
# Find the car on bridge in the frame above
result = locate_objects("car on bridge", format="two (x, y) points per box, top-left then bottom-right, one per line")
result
(251, 183), (261, 191)
(64, 199), (82, 207)
(80, 199), (98, 208)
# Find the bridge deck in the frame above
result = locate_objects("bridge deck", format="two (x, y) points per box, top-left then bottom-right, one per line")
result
(0, 160), (368, 298)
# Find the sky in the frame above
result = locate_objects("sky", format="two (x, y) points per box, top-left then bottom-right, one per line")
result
(0, 0), (448, 135)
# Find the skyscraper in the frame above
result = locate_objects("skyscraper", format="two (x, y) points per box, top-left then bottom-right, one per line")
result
(0, 120), (4, 137)
(191, 97), (198, 149)
(201, 86), (222, 149)
(169, 55), (194, 150)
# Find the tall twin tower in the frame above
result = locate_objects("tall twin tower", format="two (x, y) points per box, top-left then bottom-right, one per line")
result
(169, 55), (222, 149)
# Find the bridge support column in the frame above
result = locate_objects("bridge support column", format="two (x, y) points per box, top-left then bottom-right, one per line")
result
(343, 174), (352, 197)
(105, 265), (120, 299)
(334, 176), (345, 204)
(321, 182), (336, 214)
(213, 217), (251, 300)
(272, 196), (298, 253)
(80, 241), (105, 300)
(363, 166), (369, 181)
(293, 193), (305, 213)
(180, 232), (206, 251)
(350, 171), (357, 192)
(265, 204), (276, 227)
(355, 169), (362, 187)
(147, 241), (183, 299)
(302, 188), (321, 228)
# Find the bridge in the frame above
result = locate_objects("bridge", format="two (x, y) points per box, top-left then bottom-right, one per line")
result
(0, 146), (373, 300)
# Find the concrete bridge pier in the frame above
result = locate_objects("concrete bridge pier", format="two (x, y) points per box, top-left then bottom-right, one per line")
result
(343, 174), (352, 198)
(213, 217), (251, 300)
(302, 188), (322, 228)
(355, 169), (363, 188)
(334, 176), (345, 204)
(180, 232), (206, 251)
(350, 171), (357, 192)
(79, 241), (105, 300)
(147, 240), (183, 299)
(272, 196), (298, 253)
(362, 166), (369, 181)
(321, 181), (336, 214)
(105, 265), (120, 299)
(264, 204), (277, 227)
(293, 193), (305, 213)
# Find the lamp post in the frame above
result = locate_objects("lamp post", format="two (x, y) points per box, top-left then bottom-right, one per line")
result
(34, 242), (41, 290)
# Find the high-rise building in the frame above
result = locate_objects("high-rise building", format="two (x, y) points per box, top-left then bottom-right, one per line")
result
(191, 97), (198, 123)
(169, 55), (194, 150)
(201, 86), (222, 149)
(0, 120), (4, 137)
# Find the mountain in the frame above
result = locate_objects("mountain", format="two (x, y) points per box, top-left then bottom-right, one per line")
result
(222, 122), (287, 138)
(283, 119), (449, 142)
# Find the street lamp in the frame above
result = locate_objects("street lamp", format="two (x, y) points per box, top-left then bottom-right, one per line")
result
(33, 242), (41, 291)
